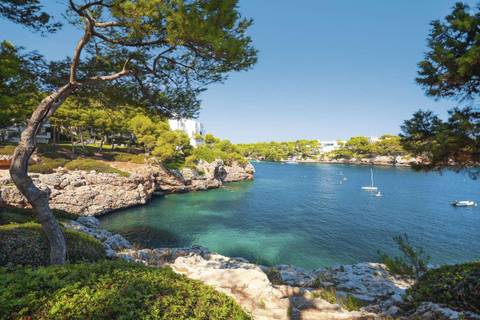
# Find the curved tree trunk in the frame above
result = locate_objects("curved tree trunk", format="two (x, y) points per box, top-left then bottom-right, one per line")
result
(10, 83), (75, 265)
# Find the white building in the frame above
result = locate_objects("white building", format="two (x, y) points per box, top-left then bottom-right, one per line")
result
(318, 140), (344, 154)
(367, 136), (381, 143)
(168, 118), (205, 147)
(1, 121), (51, 144)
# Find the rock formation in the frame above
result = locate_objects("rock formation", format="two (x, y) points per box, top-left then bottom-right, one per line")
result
(64, 216), (480, 320)
(0, 160), (254, 216)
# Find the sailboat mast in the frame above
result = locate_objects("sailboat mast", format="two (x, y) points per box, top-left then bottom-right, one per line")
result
(370, 168), (374, 187)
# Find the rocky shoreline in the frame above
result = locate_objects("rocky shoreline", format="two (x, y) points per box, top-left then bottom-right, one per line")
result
(252, 155), (421, 167)
(0, 159), (254, 216)
(64, 216), (479, 320)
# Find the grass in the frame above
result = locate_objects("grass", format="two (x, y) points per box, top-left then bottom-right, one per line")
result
(407, 262), (480, 314)
(29, 157), (70, 174)
(311, 287), (337, 304)
(64, 158), (130, 177)
(0, 222), (105, 267)
(0, 260), (251, 320)
(338, 294), (366, 311)
(0, 144), (16, 155)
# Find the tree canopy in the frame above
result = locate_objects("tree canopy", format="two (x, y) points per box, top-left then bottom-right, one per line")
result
(416, 2), (480, 100)
(402, 2), (480, 175)
(0, 41), (44, 130)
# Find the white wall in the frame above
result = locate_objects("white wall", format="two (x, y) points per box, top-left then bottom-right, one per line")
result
(168, 119), (205, 147)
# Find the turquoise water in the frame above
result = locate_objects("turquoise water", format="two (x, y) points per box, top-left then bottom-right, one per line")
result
(100, 162), (480, 269)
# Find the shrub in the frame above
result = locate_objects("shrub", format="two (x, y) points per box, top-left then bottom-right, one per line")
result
(0, 260), (251, 319)
(0, 223), (105, 267)
(265, 267), (284, 285)
(407, 262), (480, 314)
(311, 287), (337, 304)
(378, 234), (430, 279)
(64, 158), (130, 177)
(338, 294), (366, 311)
(29, 157), (70, 174)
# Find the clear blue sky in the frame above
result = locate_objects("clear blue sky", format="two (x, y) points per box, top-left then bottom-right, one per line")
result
(0, 0), (473, 142)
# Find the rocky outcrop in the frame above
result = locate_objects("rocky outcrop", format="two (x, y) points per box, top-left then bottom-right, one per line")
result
(64, 217), (480, 320)
(0, 169), (155, 216)
(0, 160), (254, 216)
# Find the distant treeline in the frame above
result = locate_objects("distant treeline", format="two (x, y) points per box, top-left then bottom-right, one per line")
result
(236, 135), (408, 162)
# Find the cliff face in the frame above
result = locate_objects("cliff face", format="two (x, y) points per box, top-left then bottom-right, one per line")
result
(0, 160), (255, 216)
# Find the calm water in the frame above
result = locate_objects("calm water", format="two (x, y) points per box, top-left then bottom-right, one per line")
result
(100, 162), (480, 270)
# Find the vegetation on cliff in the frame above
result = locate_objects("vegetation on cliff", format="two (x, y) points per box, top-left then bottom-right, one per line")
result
(407, 262), (480, 314)
(0, 260), (251, 320)
(0, 223), (105, 267)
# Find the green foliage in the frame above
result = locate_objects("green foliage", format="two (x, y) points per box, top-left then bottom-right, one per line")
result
(236, 140), (320, 161)
(338, 294), (366, 311)
(29, 157), (69, 174)
(403, 3), (480, 175)
(186, 134), (248, 167)
(311, 287), (337, 304)
(309, 286), (365, 311)
(153, 130), (193, 164)
(264, 267), (284, 285)
(64, 159), (130, 177)
(0, 41), (43, 130)
(407, 262), (480, 314)
(401, 108), (480, 176)
(331, 135), (407, 160)
(0, 260), (251, 319)
(0, 0), (61, 33)
(0, 223), (105, 267)
(378, 234), (430, 280)
(416, 3), (480, 100)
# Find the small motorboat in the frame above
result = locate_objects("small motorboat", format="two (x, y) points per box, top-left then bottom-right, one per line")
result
(284, 161), (298, 164)
(451, 200), (477, 207)
(375, 191), (382, 197)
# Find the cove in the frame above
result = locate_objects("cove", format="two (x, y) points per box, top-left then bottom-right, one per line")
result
(100, 162), (480, 270)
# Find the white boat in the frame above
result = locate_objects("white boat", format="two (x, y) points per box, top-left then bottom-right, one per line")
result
(284, 160), (298, 164)
(362, 168), (378, 191)
(375, 191), (382, 197)
(451, 200), (477, 207)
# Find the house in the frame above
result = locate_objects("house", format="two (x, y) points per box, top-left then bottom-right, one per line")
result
(1, 121), (51, 144)
(318, 140), (344, 154)
(168, 119), (205, 147)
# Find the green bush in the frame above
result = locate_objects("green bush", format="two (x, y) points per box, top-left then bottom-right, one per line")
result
(407, 262), (480, 314)
(64, 158), (130, 177)
(0, 260), (251, 320)
(29, 157), (70, 174)
(378, 234), (430, 279)
(311, 287), (337, 304)
(338, 294), (366, 311)
(0, 223), (105, 267)
(264, 267), (284, 285)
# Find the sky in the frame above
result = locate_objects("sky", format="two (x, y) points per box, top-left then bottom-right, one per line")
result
(0, 0), (475, 143)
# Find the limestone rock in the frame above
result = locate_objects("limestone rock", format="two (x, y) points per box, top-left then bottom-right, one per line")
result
(0, 159), (254, 216)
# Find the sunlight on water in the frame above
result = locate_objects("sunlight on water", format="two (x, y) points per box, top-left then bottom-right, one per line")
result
(100, 162), (480, 269)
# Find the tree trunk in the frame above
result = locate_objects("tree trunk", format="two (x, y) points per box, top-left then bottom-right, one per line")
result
(10, 83), (75, 265)
(79, 128), (86, 154)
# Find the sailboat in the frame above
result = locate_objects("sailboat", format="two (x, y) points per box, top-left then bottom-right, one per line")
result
(362, 168), (378, 191)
